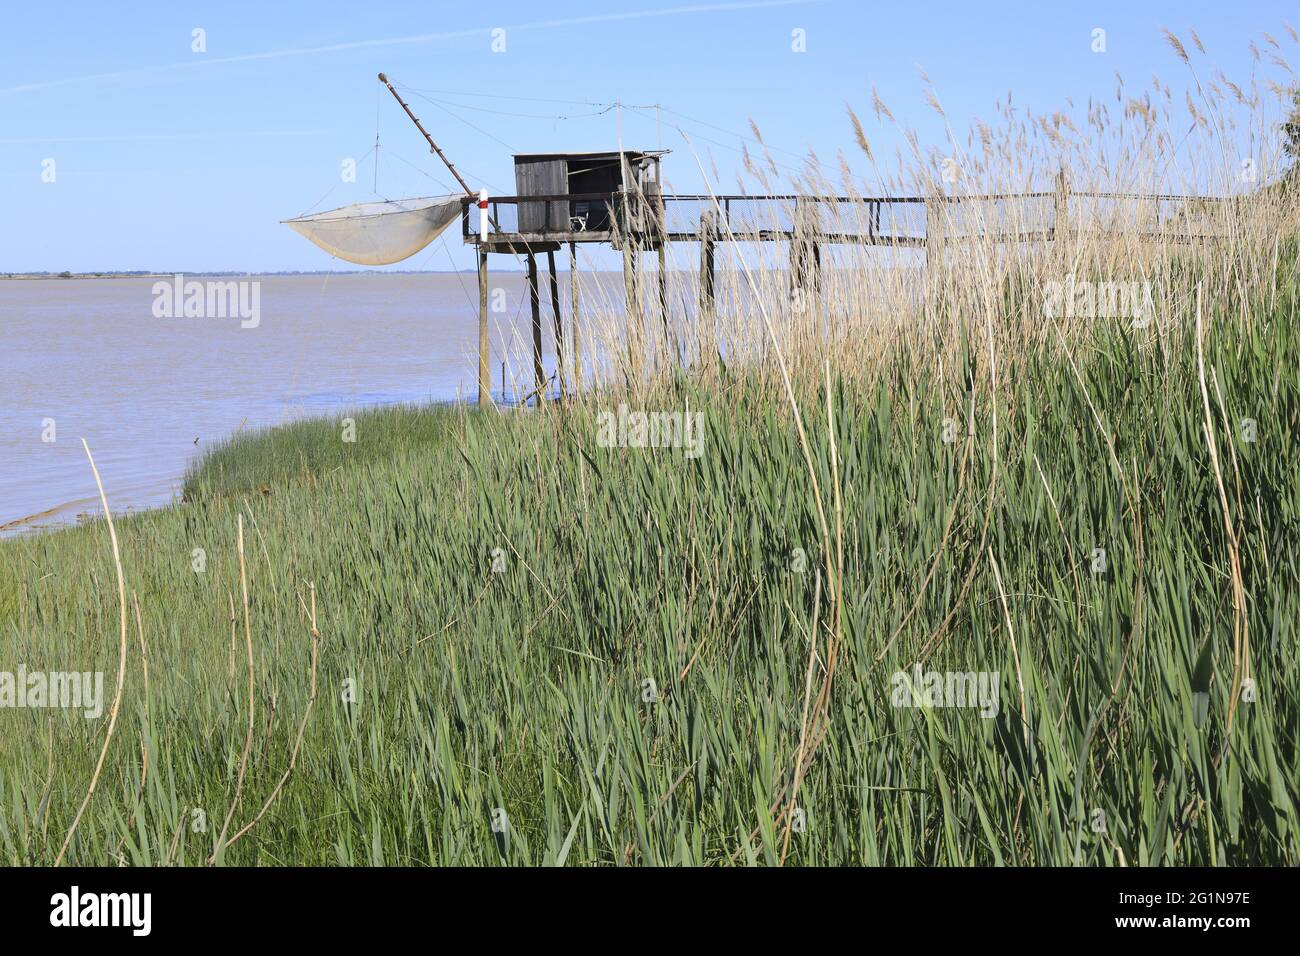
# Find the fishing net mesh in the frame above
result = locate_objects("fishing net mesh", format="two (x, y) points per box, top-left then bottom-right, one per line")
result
(283, 196), (463, 265)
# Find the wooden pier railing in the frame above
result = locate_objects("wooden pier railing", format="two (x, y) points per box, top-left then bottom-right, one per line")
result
(462, 185), (1255, 406)
(462, 187), (1249, 251)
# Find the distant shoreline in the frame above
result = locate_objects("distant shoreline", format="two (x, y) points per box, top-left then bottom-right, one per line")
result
(0, 270), (481, 280)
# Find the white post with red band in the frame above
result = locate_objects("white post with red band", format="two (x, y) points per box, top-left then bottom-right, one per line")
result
(478, 189), (489, 242)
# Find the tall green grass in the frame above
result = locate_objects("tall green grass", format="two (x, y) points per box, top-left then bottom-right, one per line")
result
(1, 285), (1296, 865)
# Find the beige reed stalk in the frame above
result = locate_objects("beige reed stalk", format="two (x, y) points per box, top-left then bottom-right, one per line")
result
(55, 440), (130, 866)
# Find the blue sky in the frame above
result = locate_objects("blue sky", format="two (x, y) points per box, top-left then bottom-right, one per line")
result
(1, 0), (1295, 272)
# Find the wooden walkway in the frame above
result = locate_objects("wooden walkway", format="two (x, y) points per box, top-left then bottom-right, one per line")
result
(461, 184), (1249, 404)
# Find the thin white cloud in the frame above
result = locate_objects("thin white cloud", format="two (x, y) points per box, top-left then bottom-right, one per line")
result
(0, 0), (825, 96)
(0, 130), (339, 144)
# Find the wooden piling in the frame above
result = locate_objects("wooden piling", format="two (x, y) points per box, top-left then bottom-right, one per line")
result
(1054, 167), (1070, 243)
(790, 197), (820, 301)
(924, 198), (946, 314)
(527, 252), (544, 402)
(570, 242), (582, 394)
(698, 212), (715, 366)
(546, 249), (565, 398)
(657, 243), (670, 366)
(477, 250), (490, 405)
(623, 244), (641, 383)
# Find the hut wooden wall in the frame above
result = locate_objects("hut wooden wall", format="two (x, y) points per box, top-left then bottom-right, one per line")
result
(515, 159), (567, 232)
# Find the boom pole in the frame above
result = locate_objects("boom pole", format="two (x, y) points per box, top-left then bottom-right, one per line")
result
(377, 73), (475, 197)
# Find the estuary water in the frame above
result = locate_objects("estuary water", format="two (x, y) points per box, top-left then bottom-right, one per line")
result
(0, 273), (558, 533)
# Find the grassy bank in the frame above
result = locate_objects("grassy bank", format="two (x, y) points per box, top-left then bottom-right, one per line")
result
(1, 286), (1297, 865)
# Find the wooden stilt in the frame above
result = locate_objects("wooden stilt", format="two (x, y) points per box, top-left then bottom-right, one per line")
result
(623, 244), (641, 383)
(477, 250), (491, 405)
(1054, 166), (1070, 243)
(657, 243), (670, 366)
(698, 212), (716, 366)
(546, 250), (565, 398)
(789, 239), (805, 301)
(790, 200), (806, 302)
(925, 198), (946, 315)
(790, 197), (821, 302)
(570, 242), (583, 394)
(527, 253), (544, 402)
(811, 240), (822, 341)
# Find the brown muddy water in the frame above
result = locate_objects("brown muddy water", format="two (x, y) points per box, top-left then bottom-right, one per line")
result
(0, 273), (568, 534)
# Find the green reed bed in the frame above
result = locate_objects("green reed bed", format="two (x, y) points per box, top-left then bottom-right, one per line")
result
(0, 290), (1296, 866)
